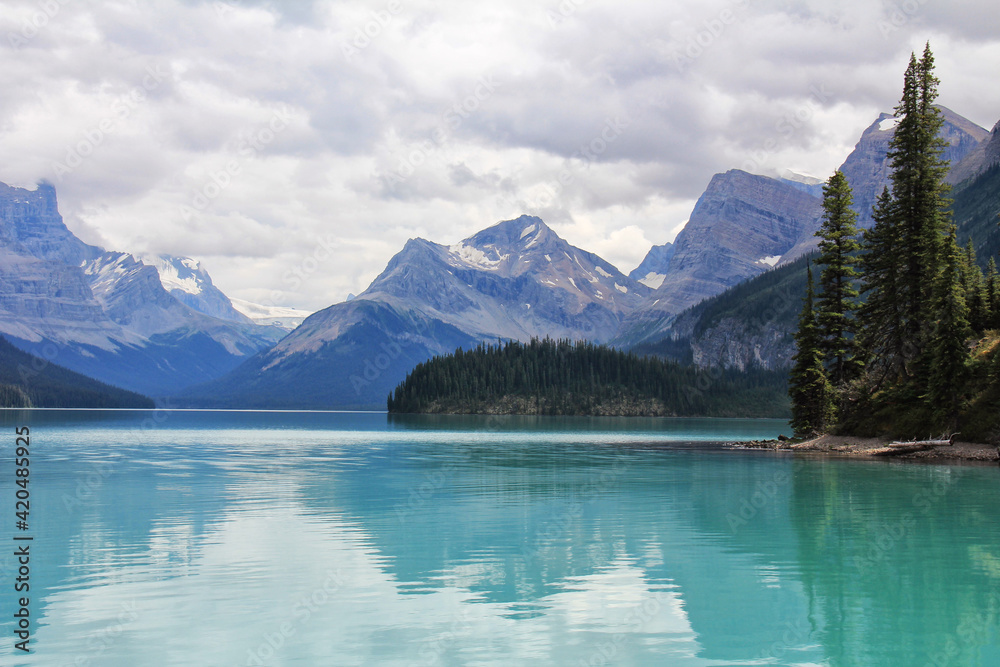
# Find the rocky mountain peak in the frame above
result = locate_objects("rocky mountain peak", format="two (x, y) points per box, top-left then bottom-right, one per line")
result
(947, 116), (1000, 185)
(614, 170), (822, 346)
(466, 215), (551, 249)
(629, 243), (675, 290)
(840, 106), (987, 227)
(141, 253), (252, 324)
(0, 181), (101, 265)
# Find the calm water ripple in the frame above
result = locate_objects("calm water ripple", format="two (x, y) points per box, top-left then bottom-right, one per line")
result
(0, 410), (998, 666)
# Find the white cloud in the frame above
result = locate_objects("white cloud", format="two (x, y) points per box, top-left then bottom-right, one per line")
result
(1, 0), (998, 310)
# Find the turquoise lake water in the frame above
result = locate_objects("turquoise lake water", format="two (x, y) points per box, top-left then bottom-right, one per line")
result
(0, 410), (998, 666)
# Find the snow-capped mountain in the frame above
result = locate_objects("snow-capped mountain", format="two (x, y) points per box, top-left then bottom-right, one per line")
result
(140, 254), (252, 324)
(231, 298), (312, 331)
(0, 181), (283, 395)
(359, 215), (650, 342)
(181, 215), (651, 408)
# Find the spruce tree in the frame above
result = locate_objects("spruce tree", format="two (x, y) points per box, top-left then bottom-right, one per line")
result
(815, 170), (862, 387)
(987, 257), (1000, 329)
(858, 187), (906, 385)
(961, 240), (989, 332)
(789, 264), (836, 435)
(927, 228), (973, 433)
(885, 44), (951, 386)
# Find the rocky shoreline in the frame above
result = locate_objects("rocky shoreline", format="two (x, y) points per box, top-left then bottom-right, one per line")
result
(730, 434), (1000, 464)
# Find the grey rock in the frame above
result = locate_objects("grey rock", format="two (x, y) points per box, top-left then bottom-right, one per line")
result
(192, 215), (651, 407)
(947, 118), (1000, 186)
(0, 180), (282, 395)
(0, 181), (101, 265)
(628, 243), (675, 289)
(141, 254), (253, 324)
(616, 171), (822, 346)
(839, 106), (987, 228)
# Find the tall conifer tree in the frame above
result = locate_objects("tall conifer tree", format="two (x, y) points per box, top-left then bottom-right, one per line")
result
(927, 228), (973, 432)
(961, 240), (989, 332)
(884, 44), (951, 387)
(815, 170), (862, 387)
(789, 265), (836, 435)
(858, 187), (906, 385)
(986, 257), (1000, 329)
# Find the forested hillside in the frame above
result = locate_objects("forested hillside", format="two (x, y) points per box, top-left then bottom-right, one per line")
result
(633, 253), (813, 369)
(0, 337), (154, 408)
(388, 338), (789, 417)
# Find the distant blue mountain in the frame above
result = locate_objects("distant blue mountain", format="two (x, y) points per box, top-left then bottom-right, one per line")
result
(0, 181), (284, 397)
(178, 216), (651, 408)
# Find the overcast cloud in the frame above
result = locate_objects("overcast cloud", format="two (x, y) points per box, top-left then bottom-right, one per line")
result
(1, 0), (999, 311)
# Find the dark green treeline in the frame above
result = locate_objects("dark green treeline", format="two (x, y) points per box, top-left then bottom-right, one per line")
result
(388, 337), (789, 417)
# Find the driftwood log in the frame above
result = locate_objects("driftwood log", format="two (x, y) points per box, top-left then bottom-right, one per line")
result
(870, 435), (956, 457)
(887, 435), (955, 448)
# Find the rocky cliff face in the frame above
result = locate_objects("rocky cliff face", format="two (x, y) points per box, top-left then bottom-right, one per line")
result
(0, 181), (282, 395)
(628, 243), (675, 289)
(0, 182), (101, 265)
(948, 118), (1000, 186)
(620, 107), (990, 360)
(141, 254), (253, 324)
(616, 171), (821, 345)
(363, 215), (649, 343)
(0, 247), (128, 350)
(634, 253), (809, 372)
(687, 317), (795, 371)
(839, 106), (987, 228)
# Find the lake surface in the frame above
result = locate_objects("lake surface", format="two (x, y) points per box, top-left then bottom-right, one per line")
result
(1, 410), (998, 666)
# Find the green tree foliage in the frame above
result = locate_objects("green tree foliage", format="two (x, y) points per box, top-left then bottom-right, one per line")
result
(927, 228), (973, 431)
(0, 383), (32, 408)
(789, 265), (836, 435)
(961, 240), (990, 332)
(986, 257), (1000, 329)
(858, 187), (907, 387)
(796, 45), (999, 439)
(387, 337), (789, 417)
(815, 170), (862, 387)
(883, 45), (952, 388)
(0, 337), (154, 408)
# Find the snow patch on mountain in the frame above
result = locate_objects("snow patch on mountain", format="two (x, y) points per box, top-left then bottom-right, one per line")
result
(758, 255), (781, 267)
(231, 298), (312, 331)
(448, 241), (507, 269)
(141, 254), (204, 295)
(595, 266), (613, 278)
(519, 224), (536, 239)
(878, 117), (901, 132)
(638, 272), (666, 289)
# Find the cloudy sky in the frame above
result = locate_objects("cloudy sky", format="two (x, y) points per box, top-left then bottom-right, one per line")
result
(2, 0), (999, 311)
